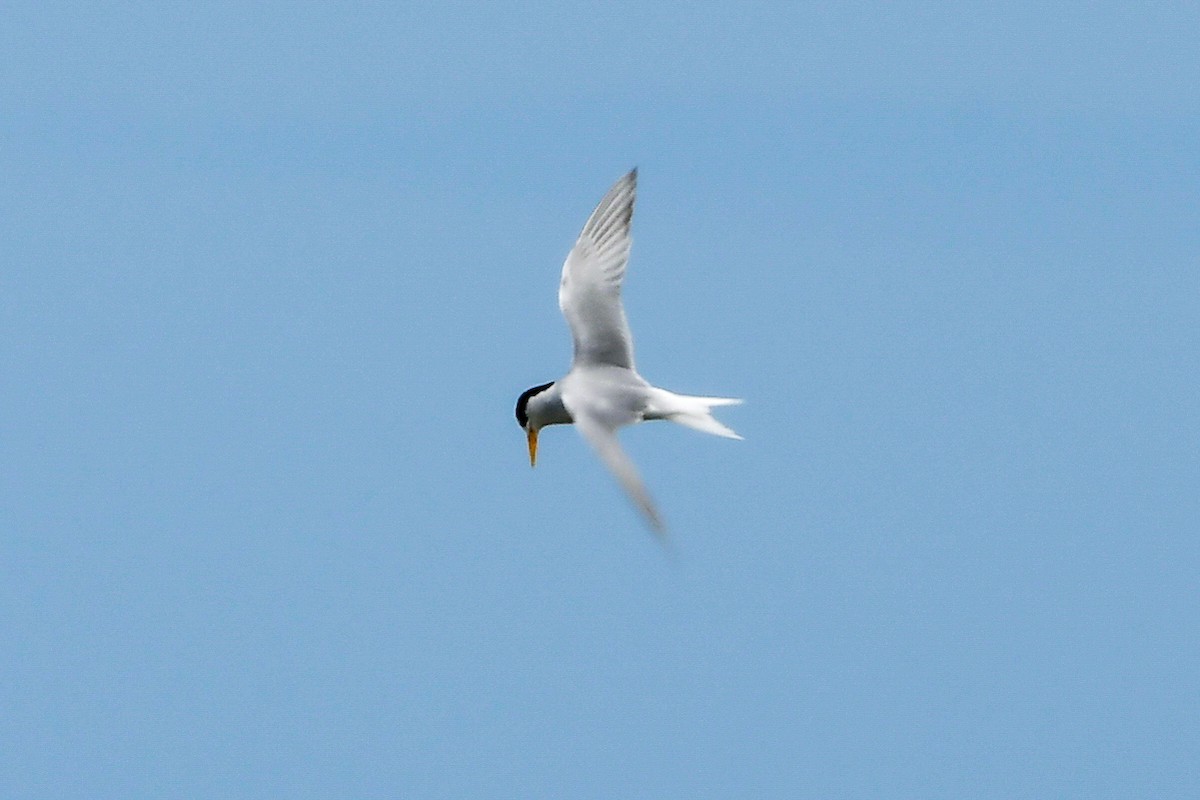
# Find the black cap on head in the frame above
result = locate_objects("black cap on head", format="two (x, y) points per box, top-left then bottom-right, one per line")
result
(515, 382), (554, 428)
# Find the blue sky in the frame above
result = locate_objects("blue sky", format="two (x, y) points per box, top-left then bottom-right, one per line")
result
(3, 3), (1198, 798)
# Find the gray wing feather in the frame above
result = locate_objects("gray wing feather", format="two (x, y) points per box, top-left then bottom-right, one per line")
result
(558, 170), (638, 369)
(564, 392), (664, 533)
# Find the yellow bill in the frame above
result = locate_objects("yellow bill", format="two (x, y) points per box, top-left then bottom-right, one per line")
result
(526, 428), (539, 467)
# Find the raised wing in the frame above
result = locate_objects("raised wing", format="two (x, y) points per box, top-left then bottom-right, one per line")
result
(559, 169), (638, 369)
(563, 390), (664, 533)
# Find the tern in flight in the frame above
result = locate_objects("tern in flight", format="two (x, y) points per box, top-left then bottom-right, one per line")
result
(514, 169), (742, 532)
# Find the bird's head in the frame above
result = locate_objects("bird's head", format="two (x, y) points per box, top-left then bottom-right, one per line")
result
(515, 381), (555, 467)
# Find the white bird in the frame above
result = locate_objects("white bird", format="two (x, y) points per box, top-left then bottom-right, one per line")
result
(515, 169), (742, 532)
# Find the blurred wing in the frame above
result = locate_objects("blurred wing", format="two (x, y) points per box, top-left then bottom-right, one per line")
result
(559, 169), (638, 369)
(564, 393), (664, 534)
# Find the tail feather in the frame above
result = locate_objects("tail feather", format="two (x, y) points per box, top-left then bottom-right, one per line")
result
(646, 390), (744, 440)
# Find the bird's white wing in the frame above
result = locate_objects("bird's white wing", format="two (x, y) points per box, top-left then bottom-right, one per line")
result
(559, 169), (637, 370)
(562, 389), (664, 533)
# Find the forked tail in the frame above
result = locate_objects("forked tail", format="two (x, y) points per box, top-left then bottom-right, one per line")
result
(646, 389), (744, 440)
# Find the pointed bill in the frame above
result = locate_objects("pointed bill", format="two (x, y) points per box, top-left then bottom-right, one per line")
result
(527, 428), (539, 467)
